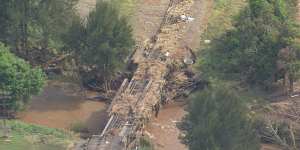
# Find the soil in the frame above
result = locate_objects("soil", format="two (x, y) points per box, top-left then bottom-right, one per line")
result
(182, 0), (213, 49)
(131, 0), (171, 44)
(145, 102), (187, 150)
(261, 144), (283, 150)
(18, 81), (108, 135)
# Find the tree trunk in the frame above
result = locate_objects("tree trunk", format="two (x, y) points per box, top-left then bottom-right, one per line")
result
(284, 72), (288, 96)
(20, 0), (29, 57)
(289, 73), (294, 96)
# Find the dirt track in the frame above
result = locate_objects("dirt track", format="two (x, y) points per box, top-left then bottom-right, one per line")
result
(131, 0), (171, 44)
(183, 0), (213, 49)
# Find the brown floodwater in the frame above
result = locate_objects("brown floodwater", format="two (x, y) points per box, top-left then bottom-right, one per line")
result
(18, 81), (108, 135)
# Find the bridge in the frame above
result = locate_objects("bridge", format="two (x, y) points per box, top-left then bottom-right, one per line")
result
(75, 0), (199, 149)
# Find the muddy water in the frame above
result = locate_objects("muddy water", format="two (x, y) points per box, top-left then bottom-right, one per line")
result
(19, 81), (108, 135)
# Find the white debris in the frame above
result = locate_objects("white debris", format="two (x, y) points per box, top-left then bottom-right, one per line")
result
(144, 131), (155, 139)
(291, 94), (299, 98)
(180, 15), (187, 21)
(172, 120), (179, 123)
(165, 52), (170, 57)
(187, 17), (195, 22)
(204, 39), (211, 44)
(184, 57), (194, 65)
(180, 15), (194, 22)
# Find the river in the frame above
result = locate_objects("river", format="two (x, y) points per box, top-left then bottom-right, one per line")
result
(18, 80), (108, 135)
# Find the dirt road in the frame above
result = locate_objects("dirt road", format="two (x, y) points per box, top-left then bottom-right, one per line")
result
(131, 0), (171, 44)
(183, 0), (213, 49)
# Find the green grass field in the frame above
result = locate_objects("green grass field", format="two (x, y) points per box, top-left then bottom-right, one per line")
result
(0, 121), (76, 150)
(201, 0), (247, 41)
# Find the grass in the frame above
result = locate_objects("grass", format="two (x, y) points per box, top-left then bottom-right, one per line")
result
(201, 0), (247, 42)
(139, 137), (153, 150)
(0, 120), (76, 150)
(69, 121), (89, 133)
(112, 0), (138, 18)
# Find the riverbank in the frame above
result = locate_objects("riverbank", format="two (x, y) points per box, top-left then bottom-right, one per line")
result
(0, 120), (76, 150)
(18, 80), (108, 136)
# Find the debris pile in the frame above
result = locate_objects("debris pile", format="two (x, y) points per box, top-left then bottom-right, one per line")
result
(77, 0), (199, 149)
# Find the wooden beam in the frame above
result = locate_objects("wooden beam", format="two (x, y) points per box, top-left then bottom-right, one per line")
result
(107, 79), (129, 113)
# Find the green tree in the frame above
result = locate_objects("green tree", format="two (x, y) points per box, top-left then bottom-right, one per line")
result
(34, 0), (79, 49)
(0, 0), (10, 43)
(0, 43), (45, 111)
(6, 0), (31, 53)
(184, 82), (260, 150)
(64, 1), (134, 87)
(0, 0), (79, 59)
(200, 0), (300, 86)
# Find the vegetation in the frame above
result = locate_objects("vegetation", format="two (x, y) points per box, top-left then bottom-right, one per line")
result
(111, 0), (138, 18)
(184, 82), (260, 150)
(0, 43), (45, 111)
(0, 120), (75, 150)
(200, 0), (300, 87)
(139, 137), (153, 150)
(0, 0), (135, 89)
(0, 0), (78, 60)
(185, 0), (300, 149)
(64, 1), (135, 87)
(200, 0), (247, 41)
(69, 121), (89, 133)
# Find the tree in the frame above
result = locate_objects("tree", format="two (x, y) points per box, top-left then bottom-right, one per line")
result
(0, 0), (79, 60)
(0, 43), (45, 111)
(0, 0), (10, 43)
(200, 0), (300, 87)
(35, 0), (79, 49)
(64, 1), (135, 88)
(184, 82), (260, 150)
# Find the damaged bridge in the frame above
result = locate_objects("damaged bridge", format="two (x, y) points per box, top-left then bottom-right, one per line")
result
(75, 0), (202, 149)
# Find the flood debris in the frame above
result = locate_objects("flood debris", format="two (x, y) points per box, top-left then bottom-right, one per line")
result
(76, 0), (201, 149)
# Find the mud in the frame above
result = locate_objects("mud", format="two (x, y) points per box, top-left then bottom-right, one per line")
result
(19, 81), (108, 135)
(146, 102), (187, 150)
